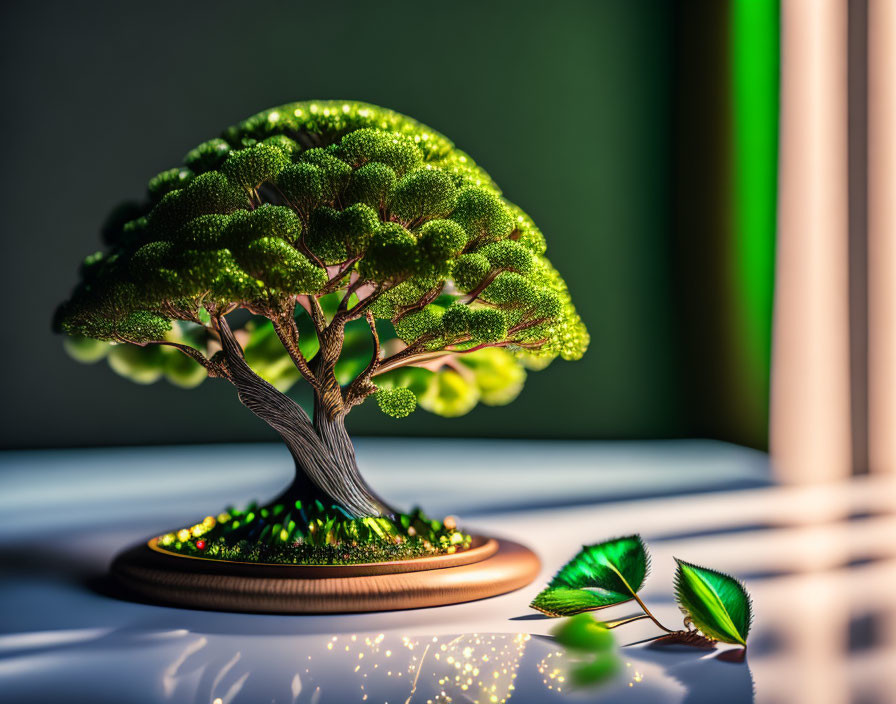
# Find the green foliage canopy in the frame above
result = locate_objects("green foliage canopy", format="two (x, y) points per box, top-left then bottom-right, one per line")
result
(56, 101), (589, 418)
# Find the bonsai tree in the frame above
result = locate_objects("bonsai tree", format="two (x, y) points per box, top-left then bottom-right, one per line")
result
(55, 100), (588, 563)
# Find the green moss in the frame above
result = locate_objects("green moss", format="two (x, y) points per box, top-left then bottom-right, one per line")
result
(157, 503), (470, 565)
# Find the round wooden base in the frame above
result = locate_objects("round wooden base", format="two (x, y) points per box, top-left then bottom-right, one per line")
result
(111, 535), (541, 613)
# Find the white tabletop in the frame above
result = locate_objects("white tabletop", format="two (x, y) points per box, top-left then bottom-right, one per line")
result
(1, 439), (893, 704)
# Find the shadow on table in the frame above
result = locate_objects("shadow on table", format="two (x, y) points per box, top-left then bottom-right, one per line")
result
(624, 643), (755, 704)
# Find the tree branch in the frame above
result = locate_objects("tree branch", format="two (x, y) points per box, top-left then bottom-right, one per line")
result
(371, 337), (541, 377)
(509, 315), (549, 334)
(371, 339), (439, 376)
(322, 257), (361, 294)
(336, 276), (365, 315)
(393, 282), (444, 322)
(269, 309), (321, 391)
(301, 294), (327, 334)
(345, 311), (381, 407)
(513, 337), (550, 349)
(463, 269), (502, 304)
(312, 323), (347, 419)
(338, 284), (384, 324)
(125, 339), (230, 380)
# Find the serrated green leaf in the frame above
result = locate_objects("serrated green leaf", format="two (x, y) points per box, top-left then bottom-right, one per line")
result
(530, 535), (649, 616)
(531, 587), (612, 617)
(674, 559), (753, 646)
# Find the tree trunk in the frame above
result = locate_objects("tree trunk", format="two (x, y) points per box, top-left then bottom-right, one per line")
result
(313, 395), (394, 515)
(217, 318), (390, 518)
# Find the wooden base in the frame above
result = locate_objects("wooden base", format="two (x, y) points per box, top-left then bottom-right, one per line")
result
(111, 534), (541, 613)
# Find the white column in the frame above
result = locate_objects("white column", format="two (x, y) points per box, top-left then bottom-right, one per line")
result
(868, 0), (896, 477)
(771, 0), (852, 483)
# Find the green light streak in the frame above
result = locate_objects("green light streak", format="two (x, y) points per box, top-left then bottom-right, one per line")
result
(731, 0), (780, 427)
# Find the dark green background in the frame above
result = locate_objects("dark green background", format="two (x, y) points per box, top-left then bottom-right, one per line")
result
(1, 1), (755, 449)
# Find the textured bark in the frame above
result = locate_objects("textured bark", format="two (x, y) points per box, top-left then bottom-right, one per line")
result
(216, 317), (389, 518)
(313, 395), (393, 514)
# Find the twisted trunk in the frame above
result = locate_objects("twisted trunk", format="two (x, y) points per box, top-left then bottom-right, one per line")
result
(312, 395), (392, 514)
(216, 317), (391, 518)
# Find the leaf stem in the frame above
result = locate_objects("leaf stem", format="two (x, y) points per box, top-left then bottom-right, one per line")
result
(602, 613), (651, 629)
(629, 592), (673, 633)
(607, 562), (675, 634)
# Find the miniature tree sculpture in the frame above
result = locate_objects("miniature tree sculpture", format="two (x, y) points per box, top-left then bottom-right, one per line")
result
(55, 101), (588, 567)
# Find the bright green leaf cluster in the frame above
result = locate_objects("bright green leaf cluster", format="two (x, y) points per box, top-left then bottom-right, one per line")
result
(56, 100), (588, 415)
(375, 387), (417, 418)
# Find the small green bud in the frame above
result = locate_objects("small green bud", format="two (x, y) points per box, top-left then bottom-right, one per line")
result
(341, 203), (379, 255)
(376, 387), (417, 418)
(260, 134), (300, 157)
(149, 171), (247, 235)
(298, 148), (352, 200)
(532, 289), (563, 319)
(551, 612), (615, 652)
(235, 237), (325, 293)
(131, 241), (174, 277)
(305, 206), (348, 263)
(178, 214), (230, 249)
